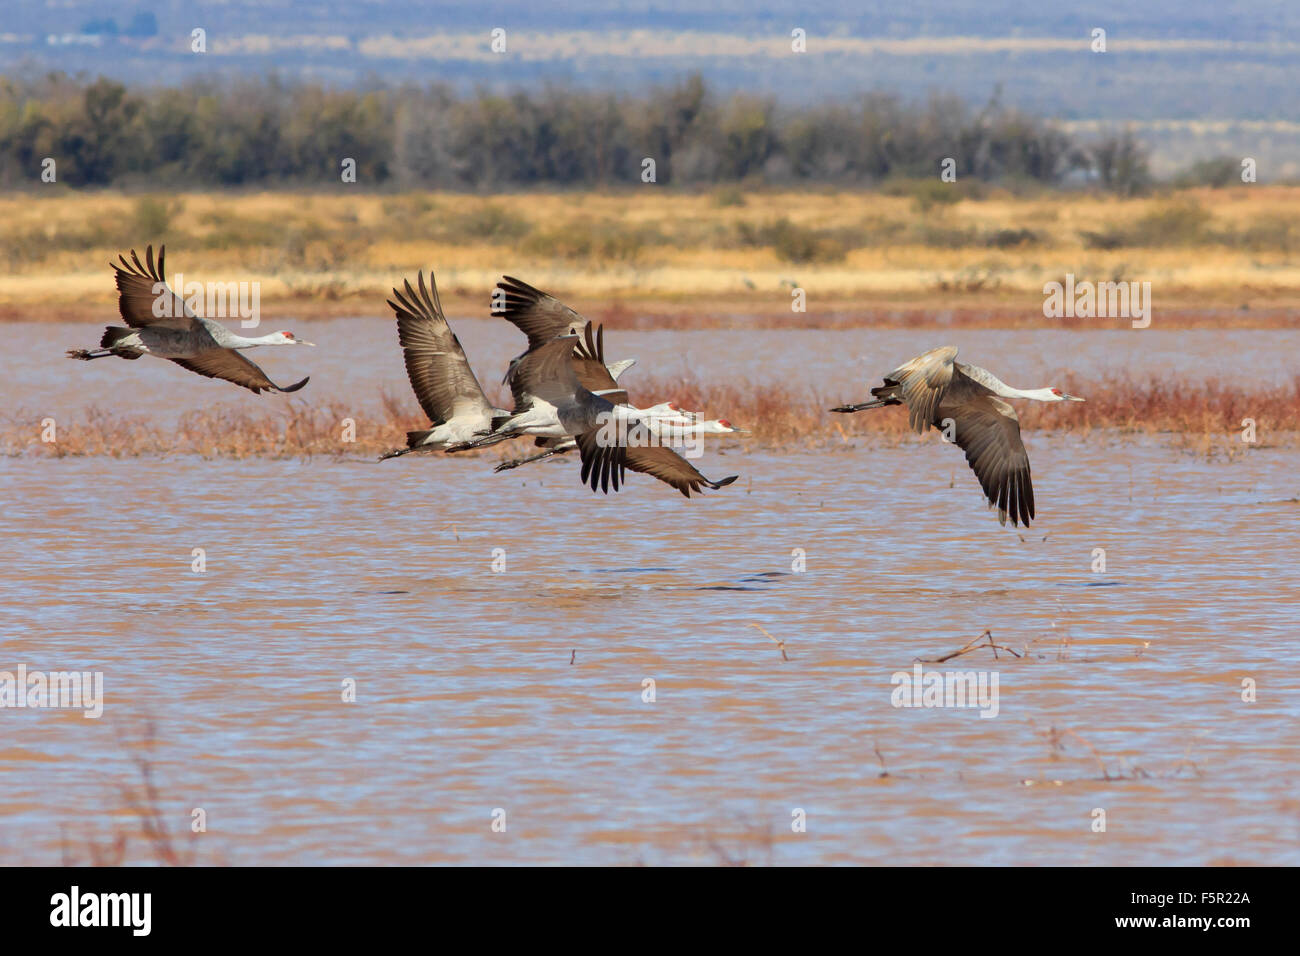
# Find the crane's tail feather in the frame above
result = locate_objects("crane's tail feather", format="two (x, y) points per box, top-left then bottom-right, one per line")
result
(100, 326), (135, 348)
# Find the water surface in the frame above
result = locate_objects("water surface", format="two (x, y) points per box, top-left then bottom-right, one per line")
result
(1, 433), (1296, 864)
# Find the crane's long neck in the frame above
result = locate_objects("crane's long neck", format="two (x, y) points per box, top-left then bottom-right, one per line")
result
(962, 364), (1058, 401)
(997, 385), (1057, 401)
(225, 332), (282, 349)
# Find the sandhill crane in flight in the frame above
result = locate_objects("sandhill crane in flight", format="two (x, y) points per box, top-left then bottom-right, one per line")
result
(455, 319), (739, 497)
(478, 278), (742, 495)
(378, 270), (639, 460)
(486, 277), (744, 486)
(65, 245), (314, 395)
(491, 315), (742, 471)
(831, 346), (1083, 526)
(378, 271), (511, 460)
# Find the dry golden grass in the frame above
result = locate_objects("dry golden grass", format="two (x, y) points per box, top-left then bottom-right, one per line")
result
(6, 374), (1297, 458)
(3, 186), (1300, 325)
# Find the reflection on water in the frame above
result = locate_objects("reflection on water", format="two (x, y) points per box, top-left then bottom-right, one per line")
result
(2, 430), (1298, 864)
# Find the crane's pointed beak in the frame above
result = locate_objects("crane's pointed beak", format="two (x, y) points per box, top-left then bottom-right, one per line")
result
(298, 339), (317, 347)
(1065, 393), (1084, 402)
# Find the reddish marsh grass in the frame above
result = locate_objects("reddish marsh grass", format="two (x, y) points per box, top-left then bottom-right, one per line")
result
(5, 375), (1297, 458)
(588, 305), (1300, 333)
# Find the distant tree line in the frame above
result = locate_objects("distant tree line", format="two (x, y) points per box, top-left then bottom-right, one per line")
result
(0, 72), (1157, 192)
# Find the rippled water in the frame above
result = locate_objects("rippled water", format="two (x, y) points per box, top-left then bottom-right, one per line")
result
(2, 321), (1298, 864)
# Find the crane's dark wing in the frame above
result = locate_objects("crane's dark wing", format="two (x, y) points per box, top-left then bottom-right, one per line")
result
(571, 322), (626, 400)
(624, 445), (738, 498)
(170, 349), (309, 395)
(576, 430), (738, 498)
(576, 427), (627, 494)
(112, 245), (197, 331)
(388, 271), (496, 425)
(493, 275), (587, 349)
(508, 332), (587, 411)
(886, 345), (958, 434)
(940, 394), (1034, 527)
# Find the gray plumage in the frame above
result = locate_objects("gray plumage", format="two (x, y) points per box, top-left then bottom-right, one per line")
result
(832, 345), (1084, 526)
(66, 245), (313, 395)
(379, 270), (510, 459)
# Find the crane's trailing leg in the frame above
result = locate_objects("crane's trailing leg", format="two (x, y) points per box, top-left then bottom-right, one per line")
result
(830, 398), (889, 413)
(446, 430), (521, 454)
(831, 383), (902, 413)
(66, 348), (114, 360)
(495, 448), (563, 472)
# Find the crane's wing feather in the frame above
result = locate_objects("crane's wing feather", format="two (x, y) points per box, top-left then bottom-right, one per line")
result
(170, 349), (308, 395)
(576, 427), (627, 495)
(624, 444), (738, 498)
(887, 345), (958, 434)
(388, 271), (496, 425)
(494, 276), (587, 348)
(571, 322), (622, 396)
(509, 332), (588, 410)
(940, 393), (1035, 527)
(112, 245), (199, 331)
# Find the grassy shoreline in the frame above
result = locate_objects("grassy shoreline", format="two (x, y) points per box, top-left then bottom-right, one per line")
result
(5, 374), (1296, 458)
(4, 186), (1300, 326)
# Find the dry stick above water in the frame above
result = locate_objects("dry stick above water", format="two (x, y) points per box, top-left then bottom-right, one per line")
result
(1035, 725), (1203, 782)
(917, 629), (1022, 663)
(873, 743), (890, 779)
(1042, 725), (1113, 781)
(748, 623), (790, 661)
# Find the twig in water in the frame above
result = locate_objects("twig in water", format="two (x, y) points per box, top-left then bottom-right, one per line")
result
(873, 743), (890, 778)
(569, 649), (576, 665)
(748, 623), (790, 661)
(917, 629), (1021, 663)
(1044, 725), (1111, 781)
